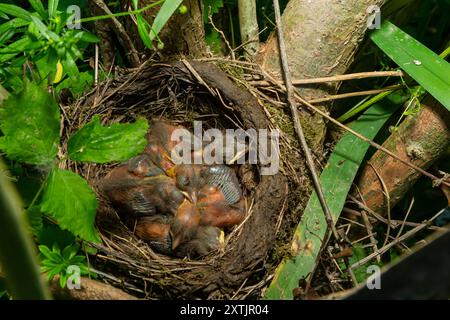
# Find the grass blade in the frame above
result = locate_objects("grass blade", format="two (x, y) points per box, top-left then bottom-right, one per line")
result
(0, 4), (32, 21)
(48, 0), (59, 19)
(371, 21), (450, 110)
(149, 0), (183, 41)
(264, 95), (403, 299)
(29, 0), (47, 19)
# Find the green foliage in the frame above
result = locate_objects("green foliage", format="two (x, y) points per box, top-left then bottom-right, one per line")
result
(68, 116), (149, 163)
(341, 245), (383, 284)
(39, 243), (93, 288)
(0, 81), (60, 166)
(149, 0), (183, 42)
(27, 206), (44, 236)
(371, 21), (450, 111)
(37, 223), (76, 250)
(264, 96), (403, 299)
(41, 168), (100, 243)
(0, 0), (99, 93)
(203, 0), (224, 22)
(129, 0), (181, 50)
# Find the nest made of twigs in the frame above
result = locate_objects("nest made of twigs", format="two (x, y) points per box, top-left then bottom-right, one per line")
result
(60, 60), (300, 299)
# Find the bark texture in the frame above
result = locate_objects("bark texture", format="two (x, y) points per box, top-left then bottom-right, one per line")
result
(259, 0), (385, 151)
(356, 101), (450, 215)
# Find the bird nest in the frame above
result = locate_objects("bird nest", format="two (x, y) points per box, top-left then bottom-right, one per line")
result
(62, 60), (292, 299)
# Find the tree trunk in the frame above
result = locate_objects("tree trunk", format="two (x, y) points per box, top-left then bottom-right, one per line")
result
(356, 100), (450, 215)
(259, 0), (385, 151)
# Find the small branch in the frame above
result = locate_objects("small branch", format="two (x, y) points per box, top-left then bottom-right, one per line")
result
(350, 208), (448, 269)
(259, 70), (450, 188)
(369, 164), (391, 248)
(272, 0), (357, 286)
(250, 71), (404, 87)
(208, 10), (235, 60)
(307, 85), (404, 104)
(361, 211), (380, 263)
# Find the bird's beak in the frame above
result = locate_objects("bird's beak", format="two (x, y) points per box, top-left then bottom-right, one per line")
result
(219, 230), (225, 248)
(171, 233), (181, 251)
(181, 191), (196, 203)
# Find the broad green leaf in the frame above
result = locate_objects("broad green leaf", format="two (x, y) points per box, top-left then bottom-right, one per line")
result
(68, 116), (149, 163)
(0, 4), (32, 21)
(48, 0), (59, 19)
(264, 96), (403, 299)
(0, 81), (60, 165)
(371, 21), (450, 110)
(27, 206), (44, 235)
(41, 168), (100, 243)
(37, 223), (75, 249)
(149, 0), (183, 41)
(29, 0), (47, 19)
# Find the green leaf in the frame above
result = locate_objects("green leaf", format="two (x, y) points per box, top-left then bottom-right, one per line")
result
(0, 18), (29, 35)
(68, 116), (149, 163)
(149, 0), (183, 41)
(30, 15), (59, 41)
(26, 206), (43, 235)
(39, 245), (63, 263)
(55, 71), (93, 97)
(62, 243), (80, 260)
(136, 14), (152, 49)
(37, 223), (76, 251)
(0, 81), (60, 165)
(0, 4), (32, 21)
(0, 36), (32, 63)
(75, 31), (99, 43)
(264, 96), (403, 299)
(48, 0), (59, 19)
(41, 168), (100, 243)
(29, 0), (47, 19)
(371, 21), (450, 110)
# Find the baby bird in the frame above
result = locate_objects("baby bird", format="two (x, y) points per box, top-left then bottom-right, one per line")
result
(144, 121), (187, 173)
(170, 199), (201, 251)
(101, 164), (184, 218)
(135, 215), (172, 255)
(172, 225), (224, 259)
(197, 185), (246, 228)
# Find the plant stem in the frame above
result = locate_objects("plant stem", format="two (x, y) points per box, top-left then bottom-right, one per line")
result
(0, 158), (51, 299)
(76, 0), (165, 24)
